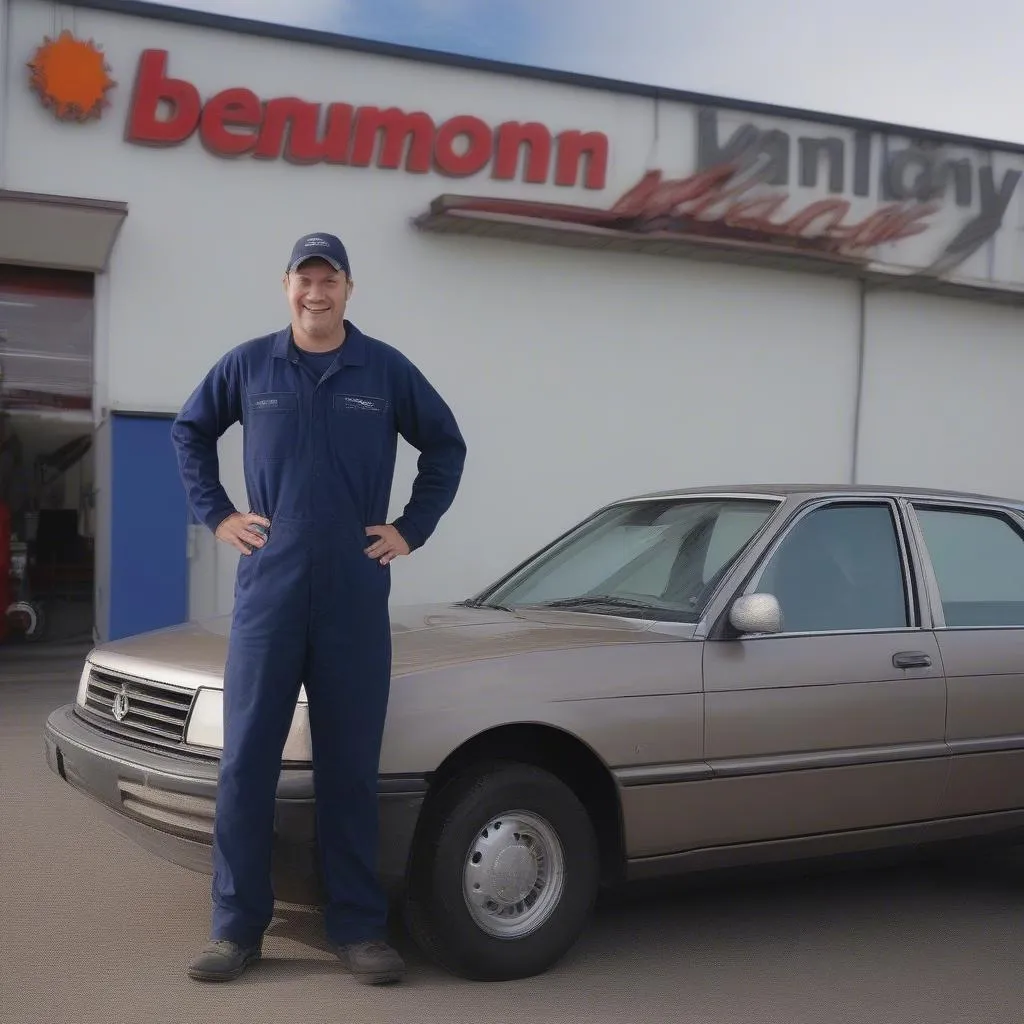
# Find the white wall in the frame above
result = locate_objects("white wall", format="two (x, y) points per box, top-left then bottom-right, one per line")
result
(856, 290), (1024, 500)
(2, 2), (925, 616)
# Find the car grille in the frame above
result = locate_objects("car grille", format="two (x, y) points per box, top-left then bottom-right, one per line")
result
(84, 667), (196, 744)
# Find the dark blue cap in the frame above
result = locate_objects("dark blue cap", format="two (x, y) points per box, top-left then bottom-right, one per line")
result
(287, 232), (351, 275)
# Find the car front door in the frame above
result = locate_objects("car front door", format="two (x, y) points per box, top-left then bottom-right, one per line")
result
(695, 498), (948, 850)
(904, 500), (1024, 819)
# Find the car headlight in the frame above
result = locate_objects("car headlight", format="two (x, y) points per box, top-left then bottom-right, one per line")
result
(185, 685), (312, 762)
(75, 661), (91, 707)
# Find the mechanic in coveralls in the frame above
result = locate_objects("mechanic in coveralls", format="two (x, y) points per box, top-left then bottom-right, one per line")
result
(170, 232), (466, 985)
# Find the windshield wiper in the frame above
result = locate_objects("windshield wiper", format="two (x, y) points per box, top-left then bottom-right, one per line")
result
(460, 598), (513, 612)
(531, 595), (657, 613)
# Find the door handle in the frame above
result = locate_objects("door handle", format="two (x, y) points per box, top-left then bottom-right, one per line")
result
(893, 651), (932, 669)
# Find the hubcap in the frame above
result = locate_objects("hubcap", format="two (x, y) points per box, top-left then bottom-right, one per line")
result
(462, 810), (566, 939)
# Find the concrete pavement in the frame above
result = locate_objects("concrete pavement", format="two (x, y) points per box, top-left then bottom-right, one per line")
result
(3, 648), (1024, 1024)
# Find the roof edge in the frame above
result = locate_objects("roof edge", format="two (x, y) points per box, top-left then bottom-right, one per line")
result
(64, 0), (1024, 156)
(621, 484), (1023, 504)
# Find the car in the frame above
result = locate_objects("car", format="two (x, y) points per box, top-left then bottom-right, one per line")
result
(43, 483), (1024, 980)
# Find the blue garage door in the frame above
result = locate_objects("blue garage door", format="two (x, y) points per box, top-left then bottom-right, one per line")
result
(109, 413), (189, 640)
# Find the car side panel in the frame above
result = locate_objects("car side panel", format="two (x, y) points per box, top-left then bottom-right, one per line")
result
(694, 632), (946, 848)
(937, 629), (1024, 815)
(618, 760), (946, 859)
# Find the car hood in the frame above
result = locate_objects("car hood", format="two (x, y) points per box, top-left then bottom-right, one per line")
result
(87, 603), (693, 690)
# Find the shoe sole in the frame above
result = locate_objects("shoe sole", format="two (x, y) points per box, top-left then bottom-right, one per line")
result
(338, 961), (406, 985)
(349, 969), (406, 985)
(187, 951), (261, 982)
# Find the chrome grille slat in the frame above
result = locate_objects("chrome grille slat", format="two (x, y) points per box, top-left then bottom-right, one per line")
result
(85, 667), (196, 744)
(120, 705), (186, 728)
(87, 683), (189, 716)
(115, 695), (189, 719)
(90, 670), (193, 702)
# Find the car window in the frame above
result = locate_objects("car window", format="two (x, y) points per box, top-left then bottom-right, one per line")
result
(755, 503), (909, 633)
(488, 498), (777, 621)
(704, 509), (774, 580)
(914, 507), (1024, 627)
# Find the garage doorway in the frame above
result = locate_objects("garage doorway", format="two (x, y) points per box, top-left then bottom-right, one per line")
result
(0, 265), (94, 649)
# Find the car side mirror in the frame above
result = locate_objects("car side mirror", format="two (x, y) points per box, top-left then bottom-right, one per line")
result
(729, 593), (783, 636)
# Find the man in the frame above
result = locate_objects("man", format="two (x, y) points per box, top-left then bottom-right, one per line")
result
(170, 232), (466, 985)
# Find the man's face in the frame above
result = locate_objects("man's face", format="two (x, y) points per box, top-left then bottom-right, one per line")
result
(284, 258), (351, 340)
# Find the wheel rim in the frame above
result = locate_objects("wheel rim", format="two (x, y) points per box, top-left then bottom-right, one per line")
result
(462, 809), (566, 939)
(7, 602), (38, 636)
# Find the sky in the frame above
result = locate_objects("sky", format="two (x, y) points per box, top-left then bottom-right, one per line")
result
(154, 0), (1023, 145)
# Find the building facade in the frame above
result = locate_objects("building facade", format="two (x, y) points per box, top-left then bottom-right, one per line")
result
(3, 0), (1024, 643)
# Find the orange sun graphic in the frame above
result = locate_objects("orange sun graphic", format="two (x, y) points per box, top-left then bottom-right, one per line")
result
(28, 30), (116, 122)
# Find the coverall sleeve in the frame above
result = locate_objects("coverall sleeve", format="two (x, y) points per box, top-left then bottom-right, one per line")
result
(170, 351), (245, 535)
(391, 355), (467, 551)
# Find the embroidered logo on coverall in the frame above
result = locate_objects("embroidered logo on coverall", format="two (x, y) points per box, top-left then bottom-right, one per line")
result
(339, 395), (386, 414)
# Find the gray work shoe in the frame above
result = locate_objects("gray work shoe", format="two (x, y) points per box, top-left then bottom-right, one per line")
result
(187, 938), (262, 981)
(336, 940), (406, 984)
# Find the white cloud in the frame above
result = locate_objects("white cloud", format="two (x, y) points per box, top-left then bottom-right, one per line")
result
(537, 0), (1024, 143)
(150, 0), (1024, 144)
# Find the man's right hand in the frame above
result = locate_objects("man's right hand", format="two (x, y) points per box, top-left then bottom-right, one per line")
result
(215, 512), (271, 555)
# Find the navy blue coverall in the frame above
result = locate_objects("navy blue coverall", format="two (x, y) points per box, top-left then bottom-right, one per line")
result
(170, 321), (466, 947)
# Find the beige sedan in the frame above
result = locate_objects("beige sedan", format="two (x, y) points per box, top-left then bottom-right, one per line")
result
(44, 484), (1024, 980)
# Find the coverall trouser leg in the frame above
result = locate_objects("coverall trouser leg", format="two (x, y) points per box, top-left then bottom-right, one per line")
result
(210, 523), (309, 946)
(303, 565), (391, 946)
(211, 634), (305, 946)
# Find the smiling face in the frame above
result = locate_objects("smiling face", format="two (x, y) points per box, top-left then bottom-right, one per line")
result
(284, 258), (353, 348)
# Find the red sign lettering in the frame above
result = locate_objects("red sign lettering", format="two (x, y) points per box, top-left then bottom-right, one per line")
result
(422, 163), (939, 260)
(610, 168), (937, 251)
(125, 49), (198, 144)
(350, 107), (433, 172)
(493, 122), (551, 184)
(199, 87), (261, 157)
(435, 116), (492, 177)
(124, 49), (608, 188)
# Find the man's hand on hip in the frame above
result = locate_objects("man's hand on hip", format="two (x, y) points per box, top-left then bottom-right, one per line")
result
(365, 525), (411, 565)
(216, 512), (271, 555)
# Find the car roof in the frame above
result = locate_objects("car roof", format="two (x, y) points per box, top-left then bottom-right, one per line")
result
(618, 483), (1024, 507)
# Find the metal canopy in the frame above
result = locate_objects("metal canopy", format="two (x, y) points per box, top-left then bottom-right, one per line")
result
(414, 194), (1024, 308)
(0, 190), (128, 273)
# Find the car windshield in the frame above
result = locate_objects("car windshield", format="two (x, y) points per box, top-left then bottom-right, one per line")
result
(481, 497), (779, 622)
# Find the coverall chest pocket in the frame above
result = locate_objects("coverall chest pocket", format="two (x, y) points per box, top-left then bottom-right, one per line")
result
(332, 393), (389, 458)
(246, 392), (299, 461)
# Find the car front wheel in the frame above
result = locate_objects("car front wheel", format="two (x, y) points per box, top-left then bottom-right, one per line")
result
(404, 761), (600, 981)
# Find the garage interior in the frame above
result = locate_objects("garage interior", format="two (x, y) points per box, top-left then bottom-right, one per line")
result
(0, 264), (95, 648)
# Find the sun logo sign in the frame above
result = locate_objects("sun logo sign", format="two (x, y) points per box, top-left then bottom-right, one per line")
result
(28, 30), (116, 122)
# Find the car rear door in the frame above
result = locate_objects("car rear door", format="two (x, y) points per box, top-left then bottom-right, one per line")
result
(696, 497), (948, 849)
(904, 499), (1024, 818)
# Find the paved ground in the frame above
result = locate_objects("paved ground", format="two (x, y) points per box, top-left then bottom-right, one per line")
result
(3, 647), (1024, 1024)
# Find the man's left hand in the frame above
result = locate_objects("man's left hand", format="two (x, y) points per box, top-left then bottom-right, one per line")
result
(365, 525), (411, 565)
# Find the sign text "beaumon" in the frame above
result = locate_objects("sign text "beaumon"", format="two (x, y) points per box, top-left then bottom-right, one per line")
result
(125, 51), (609, 189)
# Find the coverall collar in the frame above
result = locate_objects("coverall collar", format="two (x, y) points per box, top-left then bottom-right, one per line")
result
(272, 321), (367, 367)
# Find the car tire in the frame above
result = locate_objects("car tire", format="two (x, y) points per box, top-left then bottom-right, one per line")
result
(404, 760), (600, 981)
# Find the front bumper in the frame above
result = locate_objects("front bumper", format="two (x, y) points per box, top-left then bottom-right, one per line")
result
(44, 704), (426, 904)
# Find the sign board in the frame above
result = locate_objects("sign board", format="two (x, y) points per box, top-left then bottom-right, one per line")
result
(27, 33), (1024, 294)
(418, 106), (1024, 293)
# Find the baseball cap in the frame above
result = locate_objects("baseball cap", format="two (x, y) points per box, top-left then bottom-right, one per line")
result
(287, 232), (351, 275)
